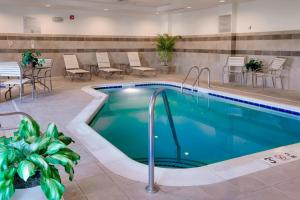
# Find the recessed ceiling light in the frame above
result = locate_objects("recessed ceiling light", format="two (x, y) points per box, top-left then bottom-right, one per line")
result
(45, 4), (51, 7)
(219, 0), (225, 3)
(104, 8), (109, 11)
(186, 6), (192, 9)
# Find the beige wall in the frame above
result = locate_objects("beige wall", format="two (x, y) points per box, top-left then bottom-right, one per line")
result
(234, 31), (300, 90)
(1, 31), (300, 91)
(0, 34), (160, 76)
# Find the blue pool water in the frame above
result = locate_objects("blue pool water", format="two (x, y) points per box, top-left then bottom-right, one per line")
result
(89, 86), (300, 168)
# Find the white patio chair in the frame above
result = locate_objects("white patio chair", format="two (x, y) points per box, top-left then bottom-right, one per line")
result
(96, 52), (123, 78)
(222, 56), (246, 85)
(0, 62), (31, 101)
(254, 57), (287, 89)
(63, 55), (91, 81)
(127, 52), (156, 76)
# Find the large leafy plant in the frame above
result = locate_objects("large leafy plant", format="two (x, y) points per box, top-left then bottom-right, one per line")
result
(245, 58), (263, 71)
(0, 117), (80, 200)
(21, 50), (45, 67)
(156, 34), (181, 65)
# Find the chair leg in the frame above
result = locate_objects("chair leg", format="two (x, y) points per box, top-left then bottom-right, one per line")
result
(20, 85), (23, 102)
(272, 77), (276, 88)
(5, 88), (12, 101)
(240, 74), (243, 85)
(280, 77), (284, 90)
(50, 77), (53, 91)
(66, 72), (73, 81)
(43, 78), (46, 93)
(222, 74), (224, 84)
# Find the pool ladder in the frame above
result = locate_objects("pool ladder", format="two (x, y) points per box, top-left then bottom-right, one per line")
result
(181, 66), (211, 93)
(146, 88), (180, 194)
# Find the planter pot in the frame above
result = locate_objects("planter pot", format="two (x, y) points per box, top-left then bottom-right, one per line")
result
(12, 171), (46, 200)
(12, 186), (47, 200)
(11, 172), (64, 200)
(28, 62), (37, 68)
(160, 61), (168, 67)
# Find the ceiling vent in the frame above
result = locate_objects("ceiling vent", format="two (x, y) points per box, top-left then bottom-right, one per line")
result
(219, 15), (231, 33)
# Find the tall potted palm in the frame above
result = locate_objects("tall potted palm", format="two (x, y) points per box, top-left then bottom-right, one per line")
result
(0, 117), (80, 200)
(155, 34), (181, 66)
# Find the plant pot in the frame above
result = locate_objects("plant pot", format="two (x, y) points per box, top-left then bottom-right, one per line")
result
(12, 186), (46, 200)
(28, 62), (37, 68)
(12, 172), (47, 200)
(160, 61), (169, 67)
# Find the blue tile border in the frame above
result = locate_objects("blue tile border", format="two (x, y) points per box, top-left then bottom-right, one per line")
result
(209, 93), (300, 116)
(97, 85), (122, 90)
(95, 83), (300, 117)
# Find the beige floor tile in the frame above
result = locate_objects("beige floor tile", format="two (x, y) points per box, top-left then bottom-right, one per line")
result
(228, 175), (267, 193)
(161, 186), (215, 200)
(274, 177), (300, 199)
(64, 182), (87, 200)
(200, 182), (242, 200)
(106, 171), (140, 187)
(74, 162), (105, 181)
(119, 182), (179, 200)
(251, 163), (300, 186)
(85, 186), (129, 200)
(236, 187), (296, 200)
(77, 173), (115, 195)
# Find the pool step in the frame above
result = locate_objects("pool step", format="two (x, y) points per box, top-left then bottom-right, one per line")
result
(135, 157), (207, 169)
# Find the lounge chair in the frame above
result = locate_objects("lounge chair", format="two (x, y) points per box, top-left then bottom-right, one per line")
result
(222, 56), (247, 84)
(254, 57), (287, 89)
(96, 52), (123, 78)
(127, 52), (156, 76)
(0, 62), (31, 101)
(63, 55), (91, 81)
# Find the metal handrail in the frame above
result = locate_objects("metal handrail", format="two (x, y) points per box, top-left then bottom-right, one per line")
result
(192, 67), (211, 89)
(181, 66), (200, 92)
(146, 88), (179, 194)
(0, 112), (34, 129)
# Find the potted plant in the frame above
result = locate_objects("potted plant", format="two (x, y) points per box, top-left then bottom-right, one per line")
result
(156, 34), (181, 66)
(0, 117), (80, 200)
(245, 58), (263, 72)
(21, 50), (44, 68)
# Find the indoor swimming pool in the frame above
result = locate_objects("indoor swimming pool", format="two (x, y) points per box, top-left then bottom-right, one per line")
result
(89, 84), (300, 169)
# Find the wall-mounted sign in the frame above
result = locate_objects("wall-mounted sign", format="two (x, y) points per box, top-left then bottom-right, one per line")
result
(23, 16), (41, 34)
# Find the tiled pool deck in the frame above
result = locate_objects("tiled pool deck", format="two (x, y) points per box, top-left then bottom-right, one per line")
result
(1, 74), (300, 200)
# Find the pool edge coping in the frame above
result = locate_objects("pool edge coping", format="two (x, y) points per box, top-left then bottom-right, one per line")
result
(67, 80), (300, 187)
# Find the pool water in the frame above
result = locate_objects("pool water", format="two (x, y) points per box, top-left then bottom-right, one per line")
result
(89, 86), (300, 168)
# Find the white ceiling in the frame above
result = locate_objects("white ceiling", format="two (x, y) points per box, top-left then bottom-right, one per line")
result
(0, 0), (253, 14)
